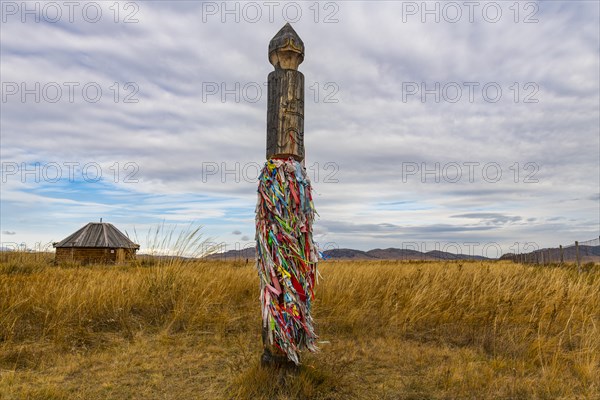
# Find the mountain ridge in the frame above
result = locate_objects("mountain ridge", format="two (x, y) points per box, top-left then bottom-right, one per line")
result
(207, 246), (491, 260)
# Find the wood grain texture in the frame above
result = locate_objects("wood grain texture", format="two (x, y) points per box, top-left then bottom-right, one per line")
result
(266, 69), (305, 161)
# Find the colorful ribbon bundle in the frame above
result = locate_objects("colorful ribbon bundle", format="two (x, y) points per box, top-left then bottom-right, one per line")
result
(255, 158), (319, 365)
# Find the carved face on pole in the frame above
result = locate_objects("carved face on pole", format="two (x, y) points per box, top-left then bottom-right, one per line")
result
(266, 23), (305, 162)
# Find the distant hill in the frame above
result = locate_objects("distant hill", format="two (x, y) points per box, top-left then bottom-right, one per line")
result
(323, 248), (378, 259)
(206, 246), (491, 261)
(366, 248), (423, 259)
(206, 247), (255, 260)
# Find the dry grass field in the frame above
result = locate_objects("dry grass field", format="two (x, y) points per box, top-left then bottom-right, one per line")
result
(0, 253), (598, 399)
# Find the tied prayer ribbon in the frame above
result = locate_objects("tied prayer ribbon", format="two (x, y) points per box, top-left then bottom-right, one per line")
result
(256, 158), (319, 365)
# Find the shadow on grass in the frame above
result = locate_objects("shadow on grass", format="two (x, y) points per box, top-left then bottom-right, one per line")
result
(227, 359), (343, 400)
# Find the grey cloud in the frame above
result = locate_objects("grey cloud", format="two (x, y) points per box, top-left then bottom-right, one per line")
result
(451, 213), (522, 224)
(547, 217), (564, 221)
(321, 220), (497, 235)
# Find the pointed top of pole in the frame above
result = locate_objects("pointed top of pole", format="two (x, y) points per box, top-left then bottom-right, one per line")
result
(269, 23), (304, 70)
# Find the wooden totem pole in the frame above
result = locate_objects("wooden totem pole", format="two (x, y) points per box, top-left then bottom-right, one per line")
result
(256, 23), (319, 366)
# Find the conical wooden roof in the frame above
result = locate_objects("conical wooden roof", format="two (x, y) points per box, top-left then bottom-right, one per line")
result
(53, 222), (139, 249)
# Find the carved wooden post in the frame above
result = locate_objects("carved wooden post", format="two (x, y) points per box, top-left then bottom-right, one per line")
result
(256, 23), (318, 368)
(267, 23), (305, 161)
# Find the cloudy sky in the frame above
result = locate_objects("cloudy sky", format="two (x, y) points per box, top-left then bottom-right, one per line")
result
(1, 1), (598, 257)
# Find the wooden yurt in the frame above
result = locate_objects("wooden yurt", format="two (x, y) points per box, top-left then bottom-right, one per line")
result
(53, 222), (140, 264)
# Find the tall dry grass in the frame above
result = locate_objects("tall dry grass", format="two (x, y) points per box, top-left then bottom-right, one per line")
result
(0, 254), (598, 399)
